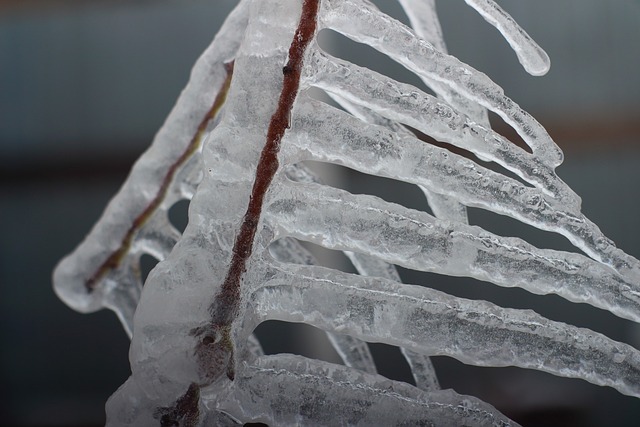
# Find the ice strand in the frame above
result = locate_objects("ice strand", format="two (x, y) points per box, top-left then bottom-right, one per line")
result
(326, 92), (470, 225)
(265, 178), (640, 322)
(319, 0), (564, 168)
(269, 234), (378, 374)
(215, 354), (516, 426)
(346, 250), (441, 390)
(52, 0), (250, 333)
(397, 0), (490, 127)
(284, 160), (441, 389)
(392, 0), (473, 225)
(463, 0), (551, 76)
(251, 263), (640, 398)
(398, 0), (446, 51)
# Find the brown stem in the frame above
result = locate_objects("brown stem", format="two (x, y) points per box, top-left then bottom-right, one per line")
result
(154, 382), (200, 427)
(214, 0), (319, 319)
(210, 0), (319, 325)
(193, 0), (320, 384)
(170, 2), (319, 423)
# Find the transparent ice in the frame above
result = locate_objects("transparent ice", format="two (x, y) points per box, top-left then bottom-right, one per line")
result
(53, 0), (640, 425)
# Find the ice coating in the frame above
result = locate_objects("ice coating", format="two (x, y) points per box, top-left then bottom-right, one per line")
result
(49, 0), (639, 425)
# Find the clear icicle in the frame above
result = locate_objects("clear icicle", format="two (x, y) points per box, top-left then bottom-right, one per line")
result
(346, 251), (440, 390)
(252, 263), (640, 398)
(215, 354), (516, 426)
(463, 0), (551, 76)
(267, 179), (640, 322)
(269, 235), (378, 374)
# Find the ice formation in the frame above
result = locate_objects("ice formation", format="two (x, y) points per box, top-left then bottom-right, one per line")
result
(53, 0), (640, 425)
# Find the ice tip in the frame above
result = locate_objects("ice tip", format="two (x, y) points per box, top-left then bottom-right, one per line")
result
(52, 254), (102, 314)
(518, 44), (551, 76)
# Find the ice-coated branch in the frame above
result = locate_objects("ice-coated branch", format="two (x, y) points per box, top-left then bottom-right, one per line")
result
(52, 0), (250, 334)
(54, 0), (639, 425)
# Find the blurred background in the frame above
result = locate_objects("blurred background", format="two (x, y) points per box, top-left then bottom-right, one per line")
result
(1, 0), (639, 425)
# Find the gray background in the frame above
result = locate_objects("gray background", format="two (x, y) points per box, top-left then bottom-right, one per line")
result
(1, 0), (639, 425)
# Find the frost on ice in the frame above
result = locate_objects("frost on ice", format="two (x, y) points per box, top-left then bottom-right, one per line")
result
(53, 0), (640, 425)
